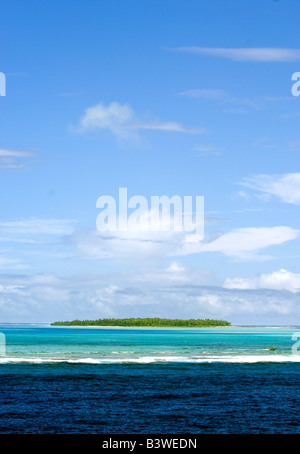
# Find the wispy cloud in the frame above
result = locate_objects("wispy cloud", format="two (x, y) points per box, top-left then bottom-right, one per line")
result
(0, 218), (76, 244)
(288, 141), (300, 152)
(178, 88), (292, 111)
(179, 89), (228, 100)
(171, 47), (300, 62)
(73, 101), (205, 138)
(0, 147), (36, 171)
(0, 253), (27, 270)
(240, 173), (300, 205)
(194, 144), (223, 156)
(0, 218), (75, 235)
(253, 137), (277, 149)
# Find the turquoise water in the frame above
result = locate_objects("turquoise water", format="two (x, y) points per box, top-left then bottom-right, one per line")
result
(0, 324), (300, 364)
(1, 324), (300, 433)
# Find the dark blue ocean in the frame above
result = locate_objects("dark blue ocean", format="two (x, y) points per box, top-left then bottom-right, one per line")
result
(0, 324), (300, 434)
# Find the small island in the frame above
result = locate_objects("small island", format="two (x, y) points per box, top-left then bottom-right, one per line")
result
(51, 317), (231, 327)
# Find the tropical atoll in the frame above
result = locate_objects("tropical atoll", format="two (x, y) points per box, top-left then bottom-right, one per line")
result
(51, 317), (231, 327)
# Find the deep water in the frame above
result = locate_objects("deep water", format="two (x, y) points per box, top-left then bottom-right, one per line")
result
(0, 362), (299, 434)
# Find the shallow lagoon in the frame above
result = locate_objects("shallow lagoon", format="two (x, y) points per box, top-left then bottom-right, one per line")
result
(0, 324), (300, 433)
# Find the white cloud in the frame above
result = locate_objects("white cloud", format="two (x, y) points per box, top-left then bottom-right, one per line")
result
(241, 173), (300, 204)
(189, 226), (298, 259)
(1, 267), (299, 324)
(73, 101), (205, 137)
(0, 147), (36, 171)
(67, 227), (187, 259)
(77, 102), (134, 133)
(0, 148), (33, 158)
(195, 288), (294, 319)
(224, 268), (300, 294)
(67, 222), (298, 261)
(172, 47), (300, 62)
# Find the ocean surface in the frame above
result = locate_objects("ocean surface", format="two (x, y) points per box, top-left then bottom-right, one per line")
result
(0, 323), (300, 434)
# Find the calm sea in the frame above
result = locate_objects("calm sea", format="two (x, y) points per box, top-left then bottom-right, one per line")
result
(0, 324), (300, 433)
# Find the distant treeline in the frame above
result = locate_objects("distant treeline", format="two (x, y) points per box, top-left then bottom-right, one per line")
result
(51, 317), (231, 327)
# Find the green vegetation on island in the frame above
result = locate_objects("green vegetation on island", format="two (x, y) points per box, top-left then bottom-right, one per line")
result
(51, 317), (231, 327)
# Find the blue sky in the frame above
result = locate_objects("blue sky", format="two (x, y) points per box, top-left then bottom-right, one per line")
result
(0, 0), (300, 323)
